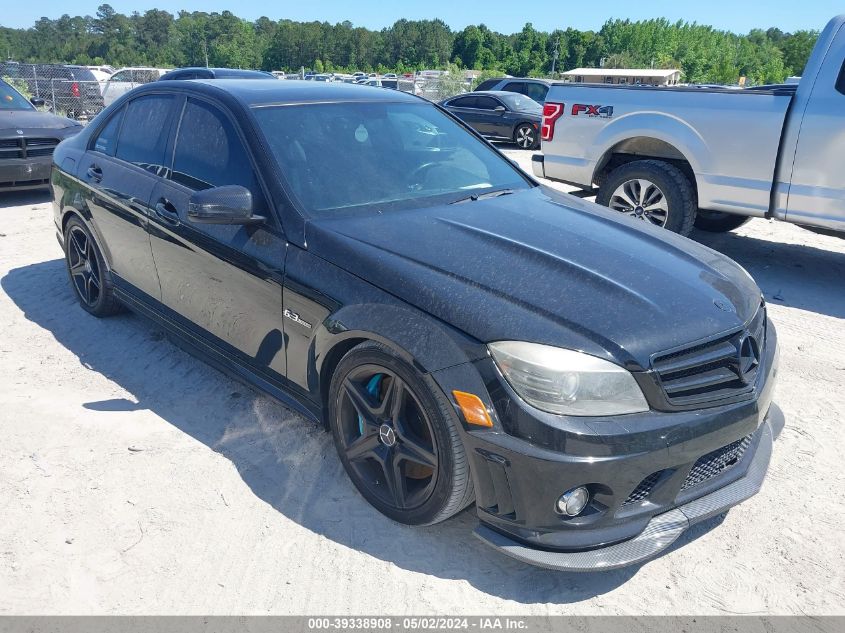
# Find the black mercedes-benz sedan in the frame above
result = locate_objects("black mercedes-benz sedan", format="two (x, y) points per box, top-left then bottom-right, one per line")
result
(51, 80), (780, 571)
(1, 78), (82, 191)
(439, 90), (542, 149)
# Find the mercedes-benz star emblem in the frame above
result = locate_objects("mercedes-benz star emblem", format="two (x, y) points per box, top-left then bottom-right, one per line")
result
(378, 423), (396, 447)
(736, 334), (760, 383)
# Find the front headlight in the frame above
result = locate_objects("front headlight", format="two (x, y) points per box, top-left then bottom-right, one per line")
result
(488, 341), (649, 416)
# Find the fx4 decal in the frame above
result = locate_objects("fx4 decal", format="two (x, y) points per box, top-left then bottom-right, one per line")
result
(571, 104), (614, 118)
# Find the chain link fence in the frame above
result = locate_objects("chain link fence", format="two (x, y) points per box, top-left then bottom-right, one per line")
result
(1, 62), (107, 121)
(396, 76), (474, 102)
(2, 62), (476, 117)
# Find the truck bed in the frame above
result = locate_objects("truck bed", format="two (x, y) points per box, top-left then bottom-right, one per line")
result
(538, 83), (794, 217)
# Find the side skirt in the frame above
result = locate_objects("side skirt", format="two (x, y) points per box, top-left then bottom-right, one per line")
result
(112, 286), (322, 424)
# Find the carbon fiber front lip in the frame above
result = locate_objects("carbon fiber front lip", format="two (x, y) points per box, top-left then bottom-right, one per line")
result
(474, 411), (776, 571)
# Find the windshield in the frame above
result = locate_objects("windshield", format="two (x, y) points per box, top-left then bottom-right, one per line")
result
(498, 93), (541, 113)
(253, 101), (530, 216)
(0, 80), (34, 111)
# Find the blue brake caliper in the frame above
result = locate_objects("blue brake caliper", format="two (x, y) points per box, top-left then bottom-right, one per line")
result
(359, 374), (383, 435)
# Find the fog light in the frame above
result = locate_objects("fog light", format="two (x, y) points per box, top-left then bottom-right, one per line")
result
(556, 486), (589, 516)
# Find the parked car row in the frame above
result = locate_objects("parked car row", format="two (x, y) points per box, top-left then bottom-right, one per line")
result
(0, 62), (107, 118)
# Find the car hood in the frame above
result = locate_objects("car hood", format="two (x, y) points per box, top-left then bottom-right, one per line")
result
(0, 109), (80, 133)
(306, 187), (761, 368)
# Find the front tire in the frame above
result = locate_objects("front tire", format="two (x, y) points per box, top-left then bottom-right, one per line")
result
(514, 123), (539, 150)
(328, 341), (474, 526)
(63, 216), (122, 317)
(694, 210), (751, 233)
(597, 160), (696, 236)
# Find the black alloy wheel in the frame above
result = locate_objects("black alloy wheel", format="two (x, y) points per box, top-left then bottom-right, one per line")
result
(67, 224), (102, 308)
(64, 217), (121, 317)
(329, 342), (474, 525)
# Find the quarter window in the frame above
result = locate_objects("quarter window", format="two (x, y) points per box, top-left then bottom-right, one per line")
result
(92, 105), (125, 156)
(115, 94), (176, 173)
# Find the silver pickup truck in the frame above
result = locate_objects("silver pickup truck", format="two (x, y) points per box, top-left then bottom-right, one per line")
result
(533, 15), (845, 236)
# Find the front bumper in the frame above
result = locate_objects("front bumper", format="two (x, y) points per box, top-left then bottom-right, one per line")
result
(0, 155), (52, 190)
(474, 405), (780, 571)
(431, 318), (780, 570)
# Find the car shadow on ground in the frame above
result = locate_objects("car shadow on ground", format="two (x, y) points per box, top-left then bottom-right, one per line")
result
(3, 258), (727, 604)
(692, 227), (845, 320)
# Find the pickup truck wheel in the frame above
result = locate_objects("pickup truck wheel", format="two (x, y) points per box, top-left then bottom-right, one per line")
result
(328, 341), (474, 526)
(693, 210), (751, 233)
(597, 160), (696, 236)
(514, 123), (539, 150)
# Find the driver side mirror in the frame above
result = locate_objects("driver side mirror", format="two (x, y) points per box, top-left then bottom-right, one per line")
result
(493, 105), (506, 113)
(188, 185), (264, 225)
(30, 97), (45, 107)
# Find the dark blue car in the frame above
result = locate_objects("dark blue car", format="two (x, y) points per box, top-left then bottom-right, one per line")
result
(439, 90), (542, 149)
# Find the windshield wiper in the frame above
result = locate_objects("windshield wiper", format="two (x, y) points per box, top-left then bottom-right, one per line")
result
(449, 188), (516, 205)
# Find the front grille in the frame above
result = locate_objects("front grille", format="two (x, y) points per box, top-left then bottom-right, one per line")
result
(0, 137), (59, 160)
(623, 470), (665, 506)
(652, 304), (766, 406)
(0, 138), (23, 159)
(681, 434), (753, 491)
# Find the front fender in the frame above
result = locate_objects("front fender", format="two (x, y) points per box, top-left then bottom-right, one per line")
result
(314, 302), (486, 380)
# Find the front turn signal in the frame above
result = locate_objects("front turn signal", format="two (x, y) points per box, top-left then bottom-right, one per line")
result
(452, 391), (493, 427)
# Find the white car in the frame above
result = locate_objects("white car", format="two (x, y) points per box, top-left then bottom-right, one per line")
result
(102, 68), (170, 107)
(83, 68), (112, 96)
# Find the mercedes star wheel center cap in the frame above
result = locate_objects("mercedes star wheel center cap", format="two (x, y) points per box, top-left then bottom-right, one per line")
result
(378, 423), (396, 447)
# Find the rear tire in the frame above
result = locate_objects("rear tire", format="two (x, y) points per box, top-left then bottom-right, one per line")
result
(694, 210), (751, 233)
(597, 160), (696, 236)
(328, 341), (474, 526)
(63, 216), (122, 317)
(514, 123), (539, 150)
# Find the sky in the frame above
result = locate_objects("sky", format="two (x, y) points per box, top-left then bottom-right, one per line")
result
(0, 0), (839, 34)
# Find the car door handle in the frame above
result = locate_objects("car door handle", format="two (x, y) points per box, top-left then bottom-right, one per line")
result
(154, 198), (180, 225)
(86, 164), (103, 182)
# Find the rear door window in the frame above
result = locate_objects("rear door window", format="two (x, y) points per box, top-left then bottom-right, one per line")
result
(474, 96), (501, 110)
(523, 82), (548, 102)
(503, 81), (526, 95)
(474, 79), (501, 91)
(448, 96), (477, 108)
(115, 94), (176, 174)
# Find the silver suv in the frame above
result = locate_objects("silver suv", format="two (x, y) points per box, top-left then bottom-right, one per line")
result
(473, 77), (550, 103)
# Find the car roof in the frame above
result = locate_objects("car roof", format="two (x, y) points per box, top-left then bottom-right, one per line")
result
(161, 67), (274, 79)
(463, 90), (516, 97)
(147, 79), (422, 106)
(481, 77), (550, 85)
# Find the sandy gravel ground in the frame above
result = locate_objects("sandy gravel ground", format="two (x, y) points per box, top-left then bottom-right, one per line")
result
(1, 148), (843, 614)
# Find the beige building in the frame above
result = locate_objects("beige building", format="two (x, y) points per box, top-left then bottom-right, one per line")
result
(561, 68), (682, 86)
